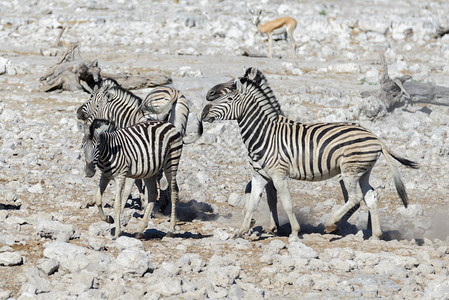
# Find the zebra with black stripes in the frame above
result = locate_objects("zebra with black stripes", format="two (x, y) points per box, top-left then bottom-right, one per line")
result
(83, 119), (183, 238)
(201, 67), (418, 239)
(77, 80), (191, 220)
(206, 77), (364, 230)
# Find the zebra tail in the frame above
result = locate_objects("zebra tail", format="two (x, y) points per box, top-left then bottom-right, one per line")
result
(182, 113), (204, 145)
(381, 145), (418, 208)
(170, 94), (190, 138)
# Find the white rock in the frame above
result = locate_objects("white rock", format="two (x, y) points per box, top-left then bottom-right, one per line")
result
(206, 265), (240, 288)
(35, 220), (76, 242)
(114, 236), (144, 251)
(28, 183), (44, 194)
(288, 241), (318, 260)
(88, 236), (106, 251)
(0, 251), (23, 266)
(227, 192), (244, 207)
(43, 241), (89, 273)
(213, 228), (230, 241)
(115, 248), (153, 276)
(152, 277), (183, 297)
(38, 258), (59, 275)
(0, 57), (8, 75)
(328, 63), (360, 74)
(23, 267), (51, 294)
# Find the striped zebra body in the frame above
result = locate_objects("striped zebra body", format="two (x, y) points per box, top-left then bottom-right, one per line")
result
(83, 119), (182, 238)
(143, 86), (190, 137)
(202, 67), (418, 239)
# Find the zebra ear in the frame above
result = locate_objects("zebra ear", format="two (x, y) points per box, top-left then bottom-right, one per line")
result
(234, 78), (244, 94)
(92, 119), (113, 135)
(104, 90), (114, 102)
(248, 67), (258, 80)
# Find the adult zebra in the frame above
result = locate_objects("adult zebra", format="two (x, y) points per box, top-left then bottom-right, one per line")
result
(201, 67), (418, 239)
(83, 119), (183, 238)
(206, 78), (366, 231)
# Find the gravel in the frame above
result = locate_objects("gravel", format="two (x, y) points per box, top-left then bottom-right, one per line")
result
(1, 0), (448, 298)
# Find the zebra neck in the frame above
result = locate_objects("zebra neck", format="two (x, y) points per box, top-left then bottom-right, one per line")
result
(97, 133), (116, 165)
(237, 107), (276, 160)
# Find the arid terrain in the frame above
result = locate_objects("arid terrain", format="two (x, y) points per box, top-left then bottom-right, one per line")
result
(0, 0), (448, 299)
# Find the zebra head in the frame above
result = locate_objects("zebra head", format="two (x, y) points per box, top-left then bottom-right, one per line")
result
(201, 78), (248, 123)
(82, 119), (115, 178)
(202, 68), (268, 122)
(206, 79), (235, 101)
(76, 78), (119, 122)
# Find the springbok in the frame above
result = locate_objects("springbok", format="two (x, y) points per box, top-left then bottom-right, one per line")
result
(250, 9), (297, 59)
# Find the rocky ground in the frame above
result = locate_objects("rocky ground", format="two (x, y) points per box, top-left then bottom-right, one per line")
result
(1, 0), (449, 299)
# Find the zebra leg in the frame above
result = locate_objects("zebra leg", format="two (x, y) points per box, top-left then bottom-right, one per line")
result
(339, 178), (361, 224)
(134, 179), (146, 210)
(288, 31), (296, 59)
(360, 171), (382, 239)
(165, 170), (179, 237)
(96, 174), (113, 223)
(113, 176), (126, 239)
(121, 178), (135, 211)
(238, 174), (268, 237)
(244, 181), (256, 228)
(136, 176), (157, 239)
(265, 181), (279, 233)
(272, 176), (300, 237)
(325, 175), (363, 234)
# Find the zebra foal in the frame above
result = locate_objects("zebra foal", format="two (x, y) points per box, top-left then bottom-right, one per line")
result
(83, 119), (183, 238)
(202, 67), (418, 239)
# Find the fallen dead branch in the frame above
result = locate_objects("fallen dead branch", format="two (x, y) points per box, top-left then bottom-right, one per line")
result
(362, 52), (449, 111)
(40, 43), (172, 93)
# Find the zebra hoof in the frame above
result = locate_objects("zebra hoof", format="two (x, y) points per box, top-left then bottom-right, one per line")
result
(250, 218), (256, 228)
(236, 229), (247, 238)
(105, 215), (114, 224)
(325, 223), (337, 234)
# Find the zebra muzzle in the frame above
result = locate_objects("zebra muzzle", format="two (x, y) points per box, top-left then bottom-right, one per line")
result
(76, 106), (87, 121)
(85, 162), (96, 178)
(201, 104), (214, 122)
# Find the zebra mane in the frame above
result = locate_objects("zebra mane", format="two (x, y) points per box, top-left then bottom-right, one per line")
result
(99, 77), (120, 90)
(240, 67), (284, 118)
(88, 119), (115, 139)
(106, 85), (143, 109)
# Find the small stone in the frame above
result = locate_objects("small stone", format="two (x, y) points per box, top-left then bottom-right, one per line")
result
(38, 258), (59, 275)
(35, 220), (76, 242)
(0, 251), (23, 266)
(213, 228), (230, 241)
(227, 192), (244, 207)
(114, 236), (144, 251)
(88, 236), (106, 251)
(115, 248), (153, 276)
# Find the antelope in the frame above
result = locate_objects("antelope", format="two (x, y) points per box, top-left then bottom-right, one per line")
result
(250, 9), (297, 59)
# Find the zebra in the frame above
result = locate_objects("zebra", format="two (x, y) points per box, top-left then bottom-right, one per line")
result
(206, 77), (366, 230)
(201, 67), (418, 239)
(77, 80), (191, 220)
(82, 118), (183, 238)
